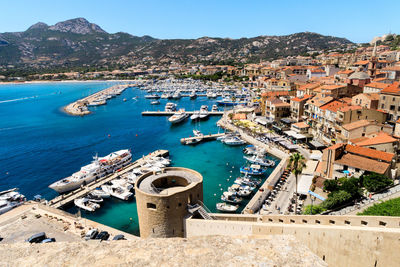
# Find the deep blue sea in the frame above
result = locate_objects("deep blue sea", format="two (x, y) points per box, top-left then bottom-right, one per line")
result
(0, 81), (278, 235)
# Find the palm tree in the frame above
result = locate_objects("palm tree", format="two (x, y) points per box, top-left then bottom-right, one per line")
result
(288, 152), (306, 214)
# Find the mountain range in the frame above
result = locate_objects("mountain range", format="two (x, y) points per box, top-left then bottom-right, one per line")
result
(0, 18), (354, 69)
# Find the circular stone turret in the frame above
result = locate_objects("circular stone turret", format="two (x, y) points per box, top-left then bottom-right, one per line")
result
(135, 167), (203, 238)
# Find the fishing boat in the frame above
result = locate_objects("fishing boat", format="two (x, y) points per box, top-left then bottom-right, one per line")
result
(151, 100), (160, 105)
(221, 191), (243, 204)
(222, 136), (246, 146)
(169, 109), (189, 124)
(74, 198), (100, 212)
(216, 202), (239, 213)
(243, 155), (275, 167)
(239, 164), (266, 176)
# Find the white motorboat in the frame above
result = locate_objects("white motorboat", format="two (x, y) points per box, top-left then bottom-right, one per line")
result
(74, 198), (100, 212)
(91, 188), (110, 198)
(111, 178), (134, 191)
(228, 184), (252, 197)
(199, 105), (209, 119)
(165, 102), (177, 112)
(189, 92), (197, 99)
(243, 155), (275, 167)
(144, 94), (160, 99)
(211, 104), (218, 112)
(190, 111), (200, 120)
(168, 109), (189, 124)
(172, 91), (182, 99)
(0, 200), (22, 215)
(193, 130), (203, 137)
(49, 149), (132, 194)
(216, 202), (239, 213)
(101, 185), (133, 200)
(221, 191), (243, 204)
(151, 100), (160, 105)
(222, 136), (246, 146)
(161, 93), (169, 99)
(86, 193), (104, 203)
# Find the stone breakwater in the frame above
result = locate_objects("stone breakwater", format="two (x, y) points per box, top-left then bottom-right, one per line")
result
(0, 235), (326, 267)
(64, 84), (130, 116)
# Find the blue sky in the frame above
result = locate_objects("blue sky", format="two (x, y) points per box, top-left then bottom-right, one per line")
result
(1, 0), (398, 43)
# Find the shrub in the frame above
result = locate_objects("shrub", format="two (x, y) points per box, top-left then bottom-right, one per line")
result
(303, 204), (325, 215)
(358, 197), (400, 216)
(322, 190), (352, 210)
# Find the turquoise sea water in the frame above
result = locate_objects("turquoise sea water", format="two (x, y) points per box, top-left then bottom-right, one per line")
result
(0, 82), (279, 236)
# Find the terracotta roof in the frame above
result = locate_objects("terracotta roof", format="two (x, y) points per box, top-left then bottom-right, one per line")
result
(338, 69), (355, 75)
(291, 94), (314, 102)
(298, 83), (320, 91)
(325, 143), (345, 151)
(320, 100), (349, 112)
(321, 84), (347, 90)
(261, 91), (290, 98)
(354, 60), (369, 65)
(334, 153), (390, 174)
(345, 144), (394, 162)
(354, 132), (397, 146)
(342, 120), (372, 131)
(338, 105), (362, 112)
(306, 95), (334, 107)
(380, 82), (400, 95)
(353, 93), (380, 101)
(349, 136), (369, 144)
(381, 66), (400, 72)
(292, 122), (309, 128)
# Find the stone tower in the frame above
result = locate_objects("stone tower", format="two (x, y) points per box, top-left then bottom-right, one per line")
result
(135, 167), (203, 238)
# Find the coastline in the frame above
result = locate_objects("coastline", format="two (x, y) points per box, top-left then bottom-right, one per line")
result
(0, 79), (139, 86)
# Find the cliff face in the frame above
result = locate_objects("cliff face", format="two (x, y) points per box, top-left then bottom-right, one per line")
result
(0, 235), (326, 267)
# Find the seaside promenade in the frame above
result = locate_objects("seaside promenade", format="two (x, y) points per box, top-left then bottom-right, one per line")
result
(64, 84), (131, 116)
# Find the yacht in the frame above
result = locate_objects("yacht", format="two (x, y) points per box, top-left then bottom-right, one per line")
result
(222, 136), (246, 146)
(168, 109), (189, 124)
(0, 189), (25, 215)
(165, 102), (177, 112)
(49, 149), (132, 193)
(243, 155), (275, 167)
(0, 200), (22, 215)
(216, 203), (238, 213)
(74, 198), (100, 212)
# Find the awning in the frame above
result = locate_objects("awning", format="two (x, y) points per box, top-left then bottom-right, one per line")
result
(280, 118), (293, 124)
(309, 140), (326, 149)
(255, 117), (269, 126)
(279, 140), (298, 150)
(284, 130), (307, 139)
(297, 174), (314, 195)
(310, 151), (322, 161)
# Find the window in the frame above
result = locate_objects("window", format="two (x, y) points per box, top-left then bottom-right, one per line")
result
(393, 97), (396, 101)
(381, 104), (385, 109)
(390, 105), (395, 111)
(398, 106), (400, 112)
(382, 96), (386, 100)
(147, 203), (157, 210)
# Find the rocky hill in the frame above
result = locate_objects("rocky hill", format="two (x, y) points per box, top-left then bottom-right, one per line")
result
(0, 18), (353, 69)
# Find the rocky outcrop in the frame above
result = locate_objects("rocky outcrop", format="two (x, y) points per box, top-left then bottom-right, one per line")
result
(49, 18), (106, 34)
(0, 235), (326, 267)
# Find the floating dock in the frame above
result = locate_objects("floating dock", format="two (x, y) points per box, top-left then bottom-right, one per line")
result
(180, 133), (225, 144)
(48, 150), (169, 209)
(142, 111), (224, 116)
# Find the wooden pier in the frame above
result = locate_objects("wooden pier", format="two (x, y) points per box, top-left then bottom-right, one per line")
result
(48, 150), (169, 209)
(180, 133), (225, 145)
(142, 111), (224, 116)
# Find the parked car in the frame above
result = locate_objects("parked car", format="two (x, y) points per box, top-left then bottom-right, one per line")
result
(84, 229), (98, 240)
(41, 238), (56, 243)
(27, 232), (47, 243)
(95, 231), (110, 241)
(112, 234), (126, 241)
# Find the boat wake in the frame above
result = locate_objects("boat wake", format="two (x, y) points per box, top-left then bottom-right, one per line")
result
(0, 95), (38, 104)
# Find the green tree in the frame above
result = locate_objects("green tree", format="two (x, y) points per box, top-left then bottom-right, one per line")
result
(303, 204), (325, 215)
(323, 179), (339, 192)
(341, 177), (362, 199)
(322, 190), (352, 210)
(288, 152), (306, 214)
(362, 173), (393, 192)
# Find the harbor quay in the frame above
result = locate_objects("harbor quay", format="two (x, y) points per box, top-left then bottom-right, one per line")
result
(141, 111), (224, 116)
(64, 84), (132, 116)
(217, 111), (289, 214)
